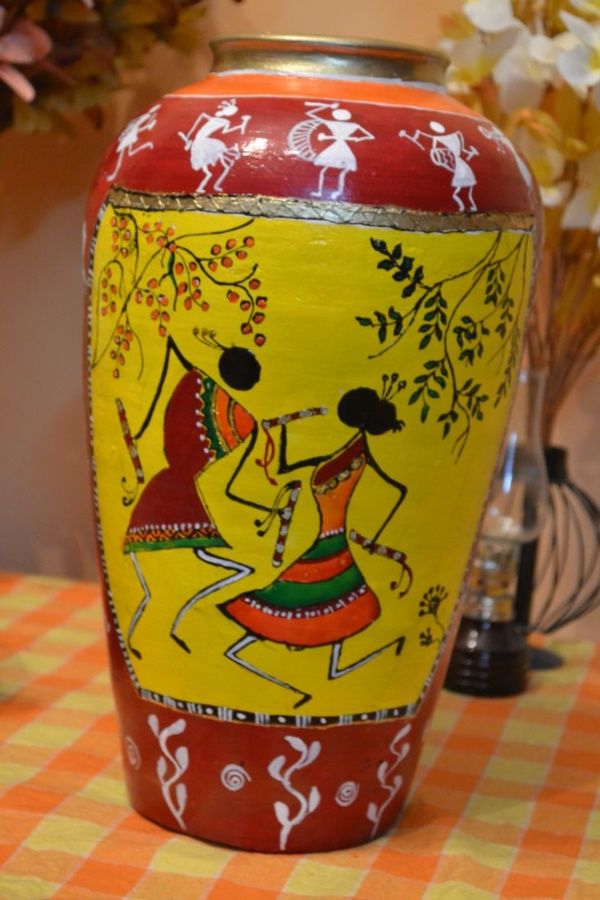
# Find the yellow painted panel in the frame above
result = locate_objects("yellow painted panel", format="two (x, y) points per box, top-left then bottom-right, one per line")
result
(89, 202), (534, 718)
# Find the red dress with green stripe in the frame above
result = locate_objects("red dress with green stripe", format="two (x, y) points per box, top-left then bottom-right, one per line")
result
(223, 434), (379, 646)
(124, 369), (254, 553)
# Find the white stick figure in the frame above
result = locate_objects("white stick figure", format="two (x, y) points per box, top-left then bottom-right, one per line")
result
(178, 99), (251, 194)
(400, 120), (479, 212)
(108, 105), (160, 181)
(478, 124), (534, 193)
(287, 102), (375, 200)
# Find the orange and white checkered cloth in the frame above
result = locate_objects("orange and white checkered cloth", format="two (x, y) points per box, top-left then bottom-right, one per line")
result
(1, 572), (599, 899)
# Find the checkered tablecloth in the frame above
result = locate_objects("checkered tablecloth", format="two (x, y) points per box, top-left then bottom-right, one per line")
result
(1, 572), (599, 899)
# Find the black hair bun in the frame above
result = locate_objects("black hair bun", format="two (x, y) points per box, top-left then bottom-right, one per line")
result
(337, 387), (398, 435)
(218, 347), (261, 391)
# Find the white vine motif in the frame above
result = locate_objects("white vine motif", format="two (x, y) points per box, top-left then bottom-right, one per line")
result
(147, 714), (189, 831)
(221, 763), (252, 792)
(366, 723), (412, 838)
(124, 735), (141, 770)
(267, 736), (322, 851)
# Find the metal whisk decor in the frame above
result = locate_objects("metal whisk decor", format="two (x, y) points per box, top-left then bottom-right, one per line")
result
(527, 446), (600, 635)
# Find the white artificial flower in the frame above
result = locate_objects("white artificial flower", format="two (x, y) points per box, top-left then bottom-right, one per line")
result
(511, 126), (567, 208)
(562, 151), (600, 231)
(540, 181), (571, 208)
(493, 30), (558, 112)
(464, 0), (519, 34)
(569, 0), (600, 15)
(557, 12), (600, 95)
(442, 24), (521, 93)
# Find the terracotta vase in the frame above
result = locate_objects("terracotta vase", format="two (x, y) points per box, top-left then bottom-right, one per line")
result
(85, 36), (540, 852)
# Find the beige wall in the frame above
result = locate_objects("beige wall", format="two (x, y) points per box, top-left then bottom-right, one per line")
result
(1, 0), (598, 632)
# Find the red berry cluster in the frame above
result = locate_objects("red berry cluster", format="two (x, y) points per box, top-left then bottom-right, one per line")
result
(207, 234), (267, 347)
(109, 214), (136, 260)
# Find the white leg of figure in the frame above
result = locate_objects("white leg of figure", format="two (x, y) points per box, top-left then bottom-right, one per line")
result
(225, 634), (312, 708)
(332, 167), (349, 200)
(452, 187), (465, 212)
(106, 150), (125, 181)
(311, 166), (329, 198)
(212, 158), (235, 192)
(128, 552), (151, 659)
(197, 166), (214, 193)
(468, 186), (477, 211)
(128, 141), (154, 158)
(329, 635), (405, 680)
(170, 548), (253, 652)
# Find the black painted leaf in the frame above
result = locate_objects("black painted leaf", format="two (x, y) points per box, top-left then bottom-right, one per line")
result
(393, 319), (403, 336)
(370, 238), (387, 253)
(414, 265), (424, 283)
(424, 360), (438, 370)
(392, 243), (403, 260)
(378, 259), (395, 270)
(375, 311), (387, 325)
(378, 325), (387, 343)
(443, 421), (451, 438)
(419, 334), (432, 350)
(399, 257), (414, 276)
(414, 374), (428, 384)
(402, 282), (416, 298)
(408, 388), (423, 405)
(356, 316), (372, 326)
(388, 306), (401, 319)
(393, 270), (407, 282)
(427, 388), (440, 399)
(420, 404), (430, 423)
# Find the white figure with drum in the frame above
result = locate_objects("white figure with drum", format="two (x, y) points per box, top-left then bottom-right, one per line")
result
(399, 120), (479, 212)
(178, 98), (251, 193)
(287, 101), (375, 199)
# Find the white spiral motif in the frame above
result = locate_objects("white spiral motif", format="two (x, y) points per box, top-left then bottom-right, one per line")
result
(335, 781), (359, 807)
(220, 763), (252, 792)
(124, 735), (141, 770)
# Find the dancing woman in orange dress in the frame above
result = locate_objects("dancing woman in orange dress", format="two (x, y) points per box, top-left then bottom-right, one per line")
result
(222, 381), (412, 707)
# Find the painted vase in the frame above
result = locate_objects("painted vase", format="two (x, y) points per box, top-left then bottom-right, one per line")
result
(85, 36), (540, 852)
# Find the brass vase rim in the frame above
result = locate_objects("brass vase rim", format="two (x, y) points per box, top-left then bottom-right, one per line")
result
(210, 34), (449, 86)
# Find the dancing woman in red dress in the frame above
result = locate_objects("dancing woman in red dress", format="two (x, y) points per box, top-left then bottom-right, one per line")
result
(120, 338), (267, 658)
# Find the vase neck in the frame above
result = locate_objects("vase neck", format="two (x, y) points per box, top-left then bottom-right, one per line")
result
(210, 35), (448, 87)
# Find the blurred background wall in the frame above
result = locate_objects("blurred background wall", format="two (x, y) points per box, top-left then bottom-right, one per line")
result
(1, 0), (598, 629)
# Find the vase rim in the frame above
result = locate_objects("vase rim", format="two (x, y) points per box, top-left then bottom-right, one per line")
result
(210, 34), (449, 86)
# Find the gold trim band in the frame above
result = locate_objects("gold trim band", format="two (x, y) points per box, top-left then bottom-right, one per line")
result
(210, 35), (448, 86)
(109, 188), (535, 234)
